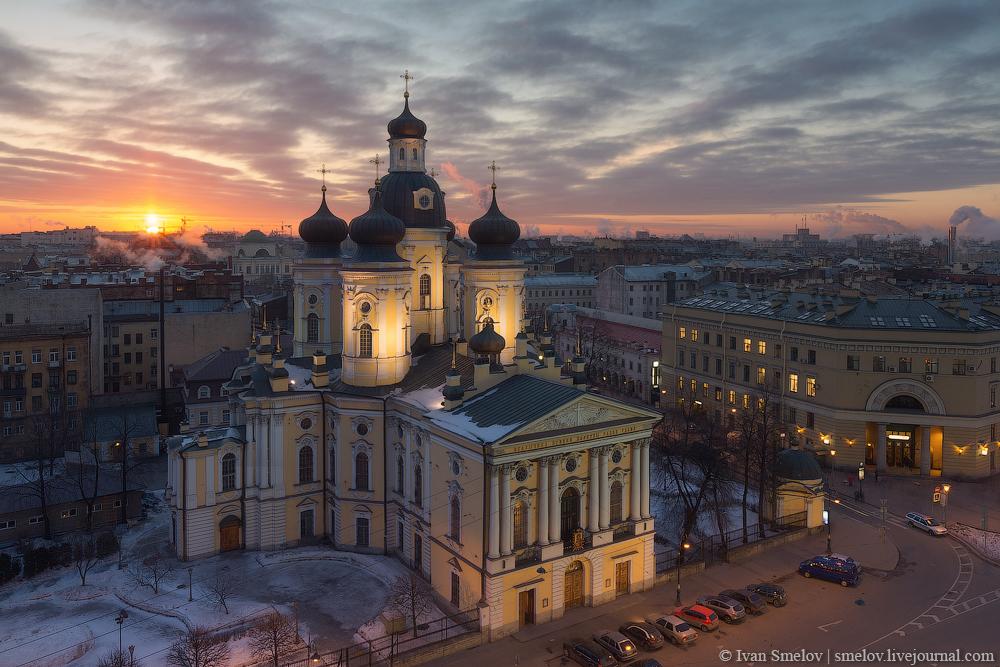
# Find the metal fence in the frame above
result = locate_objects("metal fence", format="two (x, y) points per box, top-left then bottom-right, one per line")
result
(275, 609), (480, 667)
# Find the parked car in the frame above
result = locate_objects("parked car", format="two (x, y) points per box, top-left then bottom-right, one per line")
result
(799, 555), (861, 587)
(747, 582), (787, 607)
(720, 588), (767, 615)
(675, 605), (719, 632)
(696, 595), (747, 624)
(564, 638), (619, 667)
(593, 630), (638, 663)
(829, 553), (861, 571)
(647, 614), (698, 645)
(906, 512), (948, 536)
(635, 661), (664, 667)
(619, 622), (664, 651)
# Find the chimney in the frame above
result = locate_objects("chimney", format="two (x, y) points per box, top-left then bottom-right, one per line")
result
(442, 342), (465, 409)
(269, 357), (290, 392)
(456, 337), (468, 357)
(515, 331), (533, 373)
(197, 432), (209, 448)
(311, 350), (329, 388)
(256, 334), (273, 365)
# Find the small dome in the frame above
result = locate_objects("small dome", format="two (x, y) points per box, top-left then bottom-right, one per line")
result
(468, 319), (506, 357)
(377, 170), (447, 228)
(387, 96), (427, 139)
(468, 187), (520, 260)
(773, 447), (824, 481)
(298, 187), (348, 257)
(348, 186), (407, 262)
(242, 229), (268, 242)
(444, 219), (456, 242)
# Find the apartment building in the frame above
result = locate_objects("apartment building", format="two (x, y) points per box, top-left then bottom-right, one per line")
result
(662, 291), (1000, 479)
(524, 274), (597, 328)
(596, 265), (711, 319)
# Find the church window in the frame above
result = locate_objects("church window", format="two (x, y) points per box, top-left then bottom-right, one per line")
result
(414, 465), (423, 507)
(355, 452), (369, 490)
(513, 500), (527, 549)
(610, 480), (623, 524)
(307, 313), (319, 343)
(308, 294), (318, 305)
(399, 147), (405, 161)
(359, 324), (373, 358)
(356, 517), (370, 547)
(412, 148), (418, 160)
(450, 495), (461, 541)
(221, 453), (236, 492)
(396, 455), (404, 493)
(419, 274), (431, 310)
(298, 446), (314, 483)
(359, 301), (372, 315)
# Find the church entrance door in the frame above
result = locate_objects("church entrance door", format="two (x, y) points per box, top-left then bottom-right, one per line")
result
(219, 516), (241, 552)
(564, 560), (584, 608)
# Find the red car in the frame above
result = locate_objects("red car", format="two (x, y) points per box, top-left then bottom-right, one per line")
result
(675, 605), (719, 632)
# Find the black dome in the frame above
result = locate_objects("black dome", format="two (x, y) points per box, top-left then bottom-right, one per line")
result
(387, 96), (427, 139)
(773, 447), (824, 481)
(348, 187), (406, 262)
(444, 219), (456, 242)
(299, 187), (349, 258)
(377, 170), (448, 228)
(468, 187), (520, 260)
(468, 319), (506, 356)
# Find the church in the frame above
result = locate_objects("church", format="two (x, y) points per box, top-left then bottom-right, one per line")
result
(165, 82), (661, 639)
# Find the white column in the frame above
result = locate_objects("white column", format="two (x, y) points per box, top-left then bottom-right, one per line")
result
(549, 459), (561, 543)
(588, 452), (600, 532)
(877, 423), (888, 473)
(599, 449), (610, 530)
(630, 442), (642, 521)
(404, 428), (412, 502)
(422, 443), (431, 516)
(920, 426), (931, 476)
(488, 466), (500, 559)
(641, 440), (651, 519)
(500, 466), (512, 555)
(537, 459), (549, 546)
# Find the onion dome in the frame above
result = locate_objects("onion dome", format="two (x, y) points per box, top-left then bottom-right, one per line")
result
(468, 319), (506, 358)
(348, 185), (407, 262)
(377, 171), (447, 228)
(387, 94), (427, 139)
(468, 186), (520, 260)
(444, 219), (456, 242)
(773, 445), (823, 481)
(299, 186), (349, 258)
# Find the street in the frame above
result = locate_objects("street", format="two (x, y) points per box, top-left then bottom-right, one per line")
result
(434, 493), (1000, 666)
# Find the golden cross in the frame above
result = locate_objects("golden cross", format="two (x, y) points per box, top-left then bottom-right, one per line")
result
(369, 154), (384, 183)
(488, 160), (500, 190)
(429, 167), (438, 179)
(316, 163), (330, 190)
(400, 69), (413, 98)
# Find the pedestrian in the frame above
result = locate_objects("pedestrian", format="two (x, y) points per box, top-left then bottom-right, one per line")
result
(874, 468), (879, 483)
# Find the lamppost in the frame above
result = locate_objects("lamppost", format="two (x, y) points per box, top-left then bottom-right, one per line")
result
(857, 463), (865, 502)
(674, 542), (691, 605)
(830, 449), (837, 483)
(115, 610), (129, 653)
(942, 483), (951, 524)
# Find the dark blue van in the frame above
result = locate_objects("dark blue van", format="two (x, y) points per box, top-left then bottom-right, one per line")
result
(798, 555), (860, 586)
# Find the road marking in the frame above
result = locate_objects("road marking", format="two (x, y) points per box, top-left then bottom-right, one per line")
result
(818, 620), (843, 632)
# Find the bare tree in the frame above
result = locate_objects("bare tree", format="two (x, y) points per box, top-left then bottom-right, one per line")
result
(97, 648), (141, 667)
(166, 627), (229, 667)
(205, 573), (236, 615)
(101, 409), (148, 526)
(67, 409), (110, 532)
(247, 611), (300, 666)
(386, 573), (434, 639)
(129, 553), (173, 594)
(70, 533), (100, 586)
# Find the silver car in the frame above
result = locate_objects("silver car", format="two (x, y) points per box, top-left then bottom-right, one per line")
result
(696, 595), (747, 623)
(647, 614), (698, 645)
(906, 512), (948, 536)
(593, 629), (638, 663)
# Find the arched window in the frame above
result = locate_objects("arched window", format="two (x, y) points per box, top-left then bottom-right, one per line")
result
(414, 465), (423, 507)
(329, 447), (336, 482)
(513, 500), (527, 549)
(412, 148), (418, 161)
(221, 452), (236, 492)
(419, 274), (431, 310)
(450, 495), (461, 541)
(396, 455), (404, 493)
(610, 480), (623, 524)
(399, 147), (405, 161)
(359, 324), (373, 358)
(307, 313), (319, 343)
(197, 385), (210, 399)
(298, 446), (313, 483)
(355, 451), (369, 490)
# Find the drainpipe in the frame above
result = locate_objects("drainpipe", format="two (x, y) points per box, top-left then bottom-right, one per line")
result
(180, 449), (188, 561)
(382, 395), (389, 557)
(320, 395), (328, 543)
(240, 439), (247, 550)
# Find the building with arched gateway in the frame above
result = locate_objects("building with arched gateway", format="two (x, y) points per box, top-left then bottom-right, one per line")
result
(663, 290), (1000, 479)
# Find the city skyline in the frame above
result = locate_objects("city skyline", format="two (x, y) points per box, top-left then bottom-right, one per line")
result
(2, 0), (1000, 239)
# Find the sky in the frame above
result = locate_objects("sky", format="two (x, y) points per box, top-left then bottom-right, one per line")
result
(1, 0), (1000, 240)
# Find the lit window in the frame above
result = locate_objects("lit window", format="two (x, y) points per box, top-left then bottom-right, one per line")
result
(678, 327), (686, 339)
(691, 329), (699, 342)
(788, 373), (799, 393)
(758, 340), (766, 355)
(359, 324), (373, 358)
(744, 338), (752, 353)
(806, 377), (817, 397)
(728, 390), (736, 404)
(419, 274), (431, 310)
(757, 367), (766, 384)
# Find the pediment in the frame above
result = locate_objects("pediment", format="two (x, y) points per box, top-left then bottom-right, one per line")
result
(512, 396), (656, 438)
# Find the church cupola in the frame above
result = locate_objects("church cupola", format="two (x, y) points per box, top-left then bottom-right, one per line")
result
(387, 70), (427, 174)
(468, 165), (521, 260)
(348, 185), (407, 263)
(298, 175), (348, 258)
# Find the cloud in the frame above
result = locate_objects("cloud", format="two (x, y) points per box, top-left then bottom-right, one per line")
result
(949, 205), (1000, 240)
(440, 162), (490, 210)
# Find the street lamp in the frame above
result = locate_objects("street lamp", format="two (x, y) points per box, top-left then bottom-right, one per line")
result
(857, 463), (865, 502)
(830, 449), (837, 482)
(675, 542), (691, 605)
(115, 610), (129, 652)
(942, 483), (951, 524)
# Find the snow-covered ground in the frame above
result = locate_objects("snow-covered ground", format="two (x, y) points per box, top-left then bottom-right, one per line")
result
(0, 492), (445, 667)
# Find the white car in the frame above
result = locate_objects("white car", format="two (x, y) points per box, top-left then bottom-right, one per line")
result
(647, 614), (698, 645)
(906, 512), (948, 535)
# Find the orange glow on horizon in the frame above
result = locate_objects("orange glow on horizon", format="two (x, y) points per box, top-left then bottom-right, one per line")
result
(144, 213), (162, 235)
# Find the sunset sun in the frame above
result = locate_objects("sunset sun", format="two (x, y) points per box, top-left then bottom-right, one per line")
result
(144, 213), (162, 235)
